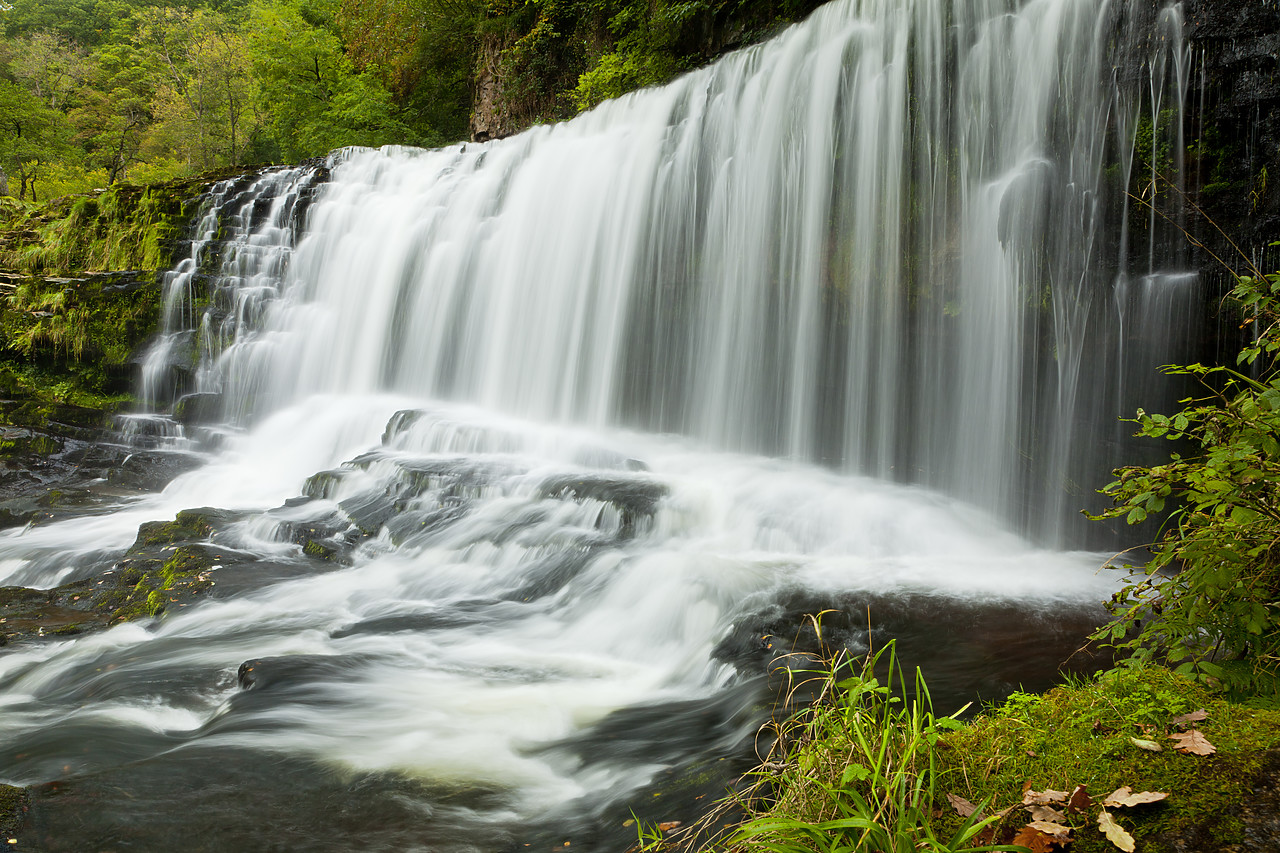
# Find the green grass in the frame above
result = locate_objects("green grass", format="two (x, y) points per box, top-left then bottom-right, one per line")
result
(643, 635), (1018, 852)
(641, 658), (1280, 852)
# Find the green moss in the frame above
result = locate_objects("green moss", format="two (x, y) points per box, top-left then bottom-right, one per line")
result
(303, 539), (338, 560)
(933, 667), (1280, 851)
(0, 783), (28, 836)
(1, 181), (199, 275)
(134, 510), (217, 548)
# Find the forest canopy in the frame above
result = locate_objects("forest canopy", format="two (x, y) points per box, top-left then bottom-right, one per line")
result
(0, 0), (477, 199)
(0, 0), (823, 200)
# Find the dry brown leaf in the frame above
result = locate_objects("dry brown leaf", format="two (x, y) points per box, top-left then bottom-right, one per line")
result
(1129, 736), (1163, 752)
(1011, 826), (1060, 853)
(1022, 787), (1070, 806)
(1171, 708), (1208, 727)
(1103, 786), (1169, 808)
(1026, 805), (1067, 823)
(1169, 729), (1217, 755)
(1098, 809), (1135, 852)
(947, 793), (979, 818)
(1028, 819), (1073, 841)
(1068, 784), (1093, 815)
(656, 821), (681, 831)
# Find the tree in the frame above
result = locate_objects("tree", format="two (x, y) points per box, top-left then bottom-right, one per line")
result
(137, 7), (259, 169)
(248, 0), (414, 160)
(3, 31), (91, 110)
(0, 78), (76, 199)
(70, 35), (158, 184)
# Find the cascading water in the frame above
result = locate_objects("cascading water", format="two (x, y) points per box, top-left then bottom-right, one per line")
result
(0, 0), (1205, 850)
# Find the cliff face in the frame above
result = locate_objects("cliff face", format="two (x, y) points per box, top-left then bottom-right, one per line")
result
(467, 0), (827, 142)
(470, 31), (521, 143)
(1185, 0), (1280, 271)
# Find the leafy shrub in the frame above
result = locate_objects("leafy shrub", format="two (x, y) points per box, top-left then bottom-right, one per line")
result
(1091, 256), (1280, 694)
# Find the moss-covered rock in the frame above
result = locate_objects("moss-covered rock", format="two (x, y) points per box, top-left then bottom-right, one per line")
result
(0, 507), (237, 645)
(934, 667), (1280, 852)
(0, 168), (258, 414)
(0, 783), (28, 837)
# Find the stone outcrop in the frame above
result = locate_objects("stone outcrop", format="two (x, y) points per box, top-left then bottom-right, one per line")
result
(1184, 0), (1280, 270)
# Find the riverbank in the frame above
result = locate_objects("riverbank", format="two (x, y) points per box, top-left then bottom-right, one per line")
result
(641, 660), (1280, 852)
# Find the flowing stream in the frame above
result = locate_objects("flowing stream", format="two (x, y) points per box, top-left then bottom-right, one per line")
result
(0, 0), (1204, 849)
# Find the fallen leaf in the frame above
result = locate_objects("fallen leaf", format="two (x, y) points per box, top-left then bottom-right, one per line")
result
(656, 821), (681, 831)
(948, 793), (979, 818)
(1103, 786), (1169, 808)
(1129, 736), (1163, 752)
(1068, 784), (1093, 815)
(1011, 826), (1060, 853)
(1022, 787), (1070, 806)
(1169, 729), (1217, 755)
(1171, 708), (1209, 727)
(1028, 820), (1073, 841)
(1026, 805), (1067, 823)
(1098, 809), (1135, 852)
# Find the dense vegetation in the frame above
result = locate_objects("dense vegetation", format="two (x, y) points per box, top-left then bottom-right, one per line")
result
(0, 0), (822, 199)
(1089, 257), (1280, 696)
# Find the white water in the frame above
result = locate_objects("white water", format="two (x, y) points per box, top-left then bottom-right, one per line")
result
(0, 0), (1196, 848)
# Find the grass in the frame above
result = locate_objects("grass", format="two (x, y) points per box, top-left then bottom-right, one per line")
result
(643, 631), (1019, 852)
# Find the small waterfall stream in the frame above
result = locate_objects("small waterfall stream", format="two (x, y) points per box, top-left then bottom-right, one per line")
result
(0, 0), (1206, 849)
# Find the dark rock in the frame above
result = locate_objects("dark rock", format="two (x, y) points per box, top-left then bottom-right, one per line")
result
(536, 473), (668, 539)
(172, 392), (223, 426)
(106, 449), (204, 491)
(1183, 0), (1280, 269)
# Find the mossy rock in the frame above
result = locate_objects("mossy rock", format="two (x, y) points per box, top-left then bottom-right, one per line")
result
(132, 507), (237, 549)
(0, 508), (236, 644)
(933, 667), (1280, 851)
(0, 784), (28, 837)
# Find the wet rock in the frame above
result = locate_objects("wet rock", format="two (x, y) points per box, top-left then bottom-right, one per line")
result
(172, 392), (223, 426)
(536, 474), (668, 538)
(0, 508), (241, 646)
(132, 506), (239, 549)
(302, 468), (350, 500)
(234, 654), (364, 694)
(338, 491), (397, 537)
(106, 448), (204, 491)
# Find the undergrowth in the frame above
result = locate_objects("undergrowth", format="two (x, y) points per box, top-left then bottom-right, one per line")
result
(641, 632), (1017, 853)
(638, 657), (1280, 852)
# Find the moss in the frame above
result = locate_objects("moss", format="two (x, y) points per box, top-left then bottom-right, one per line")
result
(0, 168), (252, 415)
(932, 667), (1280, 851)
(0, 176), (218, 275)
(134, 509), (218, 548)
(0, 783), (28, 836)
(302, 539), (338, 560)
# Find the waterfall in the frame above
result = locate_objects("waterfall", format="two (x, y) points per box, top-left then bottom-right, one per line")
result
(142, 0), (1198, 545)
(0, 1), (1202, 849)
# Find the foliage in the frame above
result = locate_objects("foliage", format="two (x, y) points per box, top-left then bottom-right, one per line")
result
(1089, 258), (1280, 694)
(643, 634), (1016, 853)
(0, 0), (824, 186)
